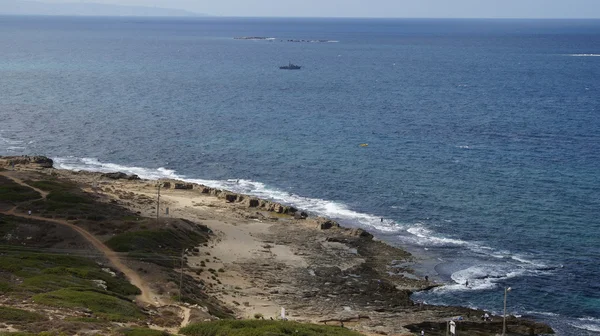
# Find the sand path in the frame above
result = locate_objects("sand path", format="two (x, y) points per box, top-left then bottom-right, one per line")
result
(0, 171), (161, 307)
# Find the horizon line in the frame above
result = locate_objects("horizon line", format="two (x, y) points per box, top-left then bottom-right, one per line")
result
(2, 13), (600, 20)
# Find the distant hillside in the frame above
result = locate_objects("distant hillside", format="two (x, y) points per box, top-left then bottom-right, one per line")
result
(0, 0), (206, 17)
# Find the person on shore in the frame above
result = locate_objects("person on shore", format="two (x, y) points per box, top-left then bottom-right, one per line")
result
(465, 280), (469, 287)
(28, 210), (32, 216)
(380, 217), (384, 223)
(421, 330), (425, 336)
(425, 275), (429, 282)
(484, 312), (490, 321)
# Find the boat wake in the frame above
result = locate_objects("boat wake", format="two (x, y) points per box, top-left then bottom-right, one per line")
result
(567, 54), (600, 57)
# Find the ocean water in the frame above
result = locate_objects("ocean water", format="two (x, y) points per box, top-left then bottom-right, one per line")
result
(1, 16), (599, 335)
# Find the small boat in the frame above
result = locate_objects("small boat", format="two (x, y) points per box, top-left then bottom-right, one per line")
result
(280, 62), (302, 70)
(359, 143), (368, 147)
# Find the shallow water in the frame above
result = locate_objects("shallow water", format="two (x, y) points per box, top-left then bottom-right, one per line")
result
(1, 16), (599, 334)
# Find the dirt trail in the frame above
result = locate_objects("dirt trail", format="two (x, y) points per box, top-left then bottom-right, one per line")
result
(180, 306), (191, 328)
(1, 171), (49, 199)
(0, 172), (162, 307)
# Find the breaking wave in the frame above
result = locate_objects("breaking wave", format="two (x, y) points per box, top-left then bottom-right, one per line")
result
(570, 317), (600, 332)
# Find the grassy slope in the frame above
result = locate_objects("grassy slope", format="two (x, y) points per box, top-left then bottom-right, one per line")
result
(180, 320), (363, 336)
(0, 176), (40, 203)
(0, 253), (142, 322)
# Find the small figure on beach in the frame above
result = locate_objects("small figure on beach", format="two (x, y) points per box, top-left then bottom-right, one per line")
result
(380, 217), (383, 223)
(28, 210), (32, 216)
(484, 312), (490, 321)
(465, 280), (469, 287)
(425, 275), (429, 282)
(421, 330), (425, 336)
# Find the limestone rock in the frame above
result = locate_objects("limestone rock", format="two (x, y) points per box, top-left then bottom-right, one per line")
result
(317, 219), (340, 230)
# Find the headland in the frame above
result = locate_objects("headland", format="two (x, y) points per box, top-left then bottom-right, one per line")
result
(0, 155), (553, 335)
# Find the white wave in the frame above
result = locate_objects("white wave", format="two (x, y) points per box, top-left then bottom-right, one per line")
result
(0, 135), (24, 146)
(53, 156), (554, 288)
(457, 145), (470, 149)
(527, 311), (560, 317)
(434, 265), (521, 293)
(568, 54), (600, 57)
(571, 317), (600, 332)
(406, 224), (472, 247)
(0, 132), (27, 154)
(53, 156), (404, 234)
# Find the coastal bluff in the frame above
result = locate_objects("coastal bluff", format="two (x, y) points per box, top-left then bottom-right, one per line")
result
(0, 155), (554, 335)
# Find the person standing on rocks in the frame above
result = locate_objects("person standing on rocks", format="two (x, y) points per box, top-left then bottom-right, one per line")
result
(421, 330), (425, 336)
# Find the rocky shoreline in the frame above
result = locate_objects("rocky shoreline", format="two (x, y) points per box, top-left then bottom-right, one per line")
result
(0, 156), (554, 335)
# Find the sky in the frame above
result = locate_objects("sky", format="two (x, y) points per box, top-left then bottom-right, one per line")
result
(28, 0), (600, 18)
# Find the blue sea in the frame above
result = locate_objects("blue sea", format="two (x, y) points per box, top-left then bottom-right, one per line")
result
(1, 16), (599, 335)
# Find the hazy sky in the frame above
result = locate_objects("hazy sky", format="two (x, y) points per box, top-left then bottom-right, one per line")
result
(35, 0), (600, 18)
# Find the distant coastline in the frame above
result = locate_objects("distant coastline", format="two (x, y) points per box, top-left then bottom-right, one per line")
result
(0, 0), (208, 17)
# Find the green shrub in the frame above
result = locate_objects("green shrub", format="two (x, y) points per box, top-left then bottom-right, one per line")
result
(119, 328), (172, 336)
(180, 320), (363, 336)
(26, 180), (74, 192)
(0, 177), (41, 202)
(0, 307), (46, 323)
(32, 289), (143, 321)
(46, 190), (90, 204)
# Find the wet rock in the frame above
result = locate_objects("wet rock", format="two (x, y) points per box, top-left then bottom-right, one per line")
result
(174, 183), (193, 190)
(224, 194), (237, 203)
(102, 172), (128, 179)
(317, 219), (340, 230)
(294, 211), (308, 219)
(349, 228), (373, 240)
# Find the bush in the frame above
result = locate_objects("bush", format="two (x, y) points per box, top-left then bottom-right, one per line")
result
(180, 320), (363, 336)
(119, 328), (172, 336)
(32, 288), (143, 321)
(0, 177), (41, 203)
(0, 307), (46, 323)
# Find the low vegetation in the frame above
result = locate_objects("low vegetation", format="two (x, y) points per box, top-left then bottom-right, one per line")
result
(33, 289), (143, 321)
(0, 176), (40, 203)
(118, 328), (173, 336)
(106, 227), (210, 268)
(0, 307), (46, 323)
(0, 252), (142, 323)
(180, 320), (363, 336)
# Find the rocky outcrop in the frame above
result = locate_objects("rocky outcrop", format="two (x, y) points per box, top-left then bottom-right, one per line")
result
(348, 228), (374, 240)
(32, 156), (54, 168)
(0, 155), (54, 168)
(102, 172), (128, 179)
(404, 318), (554, 335)
(174, 183), (194, 190)
(101, 172), (140, 180)
(194, 185), (299, 215)
(317, 219), (339, 230)
(294, 211), (308, 220)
